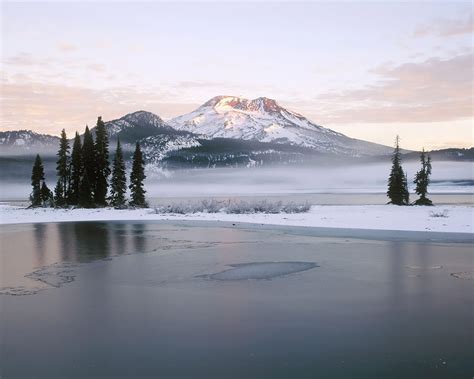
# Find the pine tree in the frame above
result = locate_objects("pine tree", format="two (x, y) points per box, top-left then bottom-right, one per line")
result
(110, 138), (127, 208)
(68, 132), (83, 205)
(41, 181), (54, 207)
(78, 168), (94, 208)
(129, 142), (147, 207)
(82, 126), (96, 205)
(387, 136), (409, 205)
(55, 129), (70, 207)
(30, 154), (45, 207)
(94, 116), (110, 206)
(414, 149), (433, 205)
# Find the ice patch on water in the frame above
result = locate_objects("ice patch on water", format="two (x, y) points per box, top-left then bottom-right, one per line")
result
(0, 262), (78, 296)
(25, 262), (78, 288)
(1, 262), (80, 296)
(450, 272), (474, 280)
(202, 261), (319, 281)
(0, 286), (44, 296)
(406, 265), (444, 270)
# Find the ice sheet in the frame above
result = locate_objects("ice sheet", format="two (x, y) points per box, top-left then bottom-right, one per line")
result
(203, 261), (319, 281)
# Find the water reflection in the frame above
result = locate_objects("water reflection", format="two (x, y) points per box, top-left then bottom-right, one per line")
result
(52, 222), (159, 263)
(132, 224), (146, 253)
(33, 223), (47, 267)
(389, 241), (406, 306)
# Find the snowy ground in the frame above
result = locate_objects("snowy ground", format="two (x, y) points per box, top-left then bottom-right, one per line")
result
(0, 203), (472, 233)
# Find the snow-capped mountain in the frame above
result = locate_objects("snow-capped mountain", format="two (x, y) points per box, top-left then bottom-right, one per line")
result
(0, 130), (59, 155)
(169, 96), (391, 157)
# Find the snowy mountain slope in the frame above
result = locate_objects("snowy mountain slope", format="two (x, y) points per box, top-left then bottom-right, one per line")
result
(98, 110), (187, 145)
(169, 96), (391, 157)
(140, 134), (202, 166)
(0, 130), (59, 155)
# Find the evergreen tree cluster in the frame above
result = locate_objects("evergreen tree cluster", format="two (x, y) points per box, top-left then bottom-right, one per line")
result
(387, 136), (433, 206)
(30, 117), (147, 208)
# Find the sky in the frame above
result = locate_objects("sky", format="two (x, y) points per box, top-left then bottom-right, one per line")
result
(1, 0), (473, 150)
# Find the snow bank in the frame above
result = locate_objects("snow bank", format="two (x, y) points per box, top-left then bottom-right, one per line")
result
(0, 204), (472, 234)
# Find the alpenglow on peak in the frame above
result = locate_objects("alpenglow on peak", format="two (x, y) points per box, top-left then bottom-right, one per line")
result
(202, 96), (283, 114)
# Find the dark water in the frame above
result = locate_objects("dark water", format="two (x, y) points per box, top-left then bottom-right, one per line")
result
(0, 221), (473, 378)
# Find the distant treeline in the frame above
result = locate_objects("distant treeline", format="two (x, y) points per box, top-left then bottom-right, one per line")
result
(30, 117), (147, 208)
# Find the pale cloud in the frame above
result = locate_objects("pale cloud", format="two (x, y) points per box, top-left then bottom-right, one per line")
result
(95, 40), (112, 49)
(313, 54), (473, 124)
(4, 53), (51, 67)
(176, 80), (226, 89)
(414, 13), (474, 38)
(86, 63), (106, 72)
(57, 42), (78, 52)
(0, 80), (198, 135)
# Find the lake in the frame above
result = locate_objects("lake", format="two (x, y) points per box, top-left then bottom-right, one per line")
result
(1, 221), (473, 378)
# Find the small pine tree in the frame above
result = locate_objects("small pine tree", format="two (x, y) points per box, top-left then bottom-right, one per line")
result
(94, 116), (110, 206)
(387, 136), (409, 205)
(129, 142), (148, 208)
(82, 126), (96, 205)
(110, 138), (127, 208)
(30, 154), (45, 207)
(414, 149), (433, 205)
(68, 132), (83, 205)
(41, 181), (54, 207)
(78, 168), (94, 208)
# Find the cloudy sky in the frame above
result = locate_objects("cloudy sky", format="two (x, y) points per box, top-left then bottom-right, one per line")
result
(1, 1), (472, 150)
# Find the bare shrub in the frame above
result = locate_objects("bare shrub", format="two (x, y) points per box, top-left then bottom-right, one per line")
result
(429, 209), (449, 218)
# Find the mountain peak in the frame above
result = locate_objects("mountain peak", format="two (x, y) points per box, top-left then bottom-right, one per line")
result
(103, 110), (171, 143)
(119, 110), (164, 124)
(202, 95), (282, 114)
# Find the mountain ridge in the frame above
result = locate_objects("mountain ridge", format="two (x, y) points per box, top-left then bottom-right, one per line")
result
(1, 97), (470, 165)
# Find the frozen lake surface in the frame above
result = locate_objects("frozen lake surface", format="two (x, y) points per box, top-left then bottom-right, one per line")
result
(0, 221), (473, 378)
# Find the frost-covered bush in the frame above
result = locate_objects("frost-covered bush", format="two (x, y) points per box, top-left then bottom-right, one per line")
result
(225, 200), (282, 214)
(200, 199), (224, 213)
(154, 199), (311, 215)
(157, 203), (193, 214)
(225, 200), (310, 214)
(281, 202), (311, 213)
(429, 209), (449, 218)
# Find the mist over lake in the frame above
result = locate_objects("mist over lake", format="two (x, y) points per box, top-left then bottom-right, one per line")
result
(1, 160), (473, 202)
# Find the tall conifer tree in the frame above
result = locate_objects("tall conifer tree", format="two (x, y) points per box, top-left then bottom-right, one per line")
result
(82, 126), (96, 205)
(30, 154), (45, 207)
(55, 129), (70, 207)
(129, 142), (147, 207)
(414, 149), (433, 205)
(387, 136), (409, 205)
(68, 132), (83, 205)
(110, 138), (127, 207)
(94, 116), (110, 206)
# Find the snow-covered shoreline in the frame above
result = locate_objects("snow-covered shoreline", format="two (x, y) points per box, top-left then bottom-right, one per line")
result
(0, 204), (472, 234)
